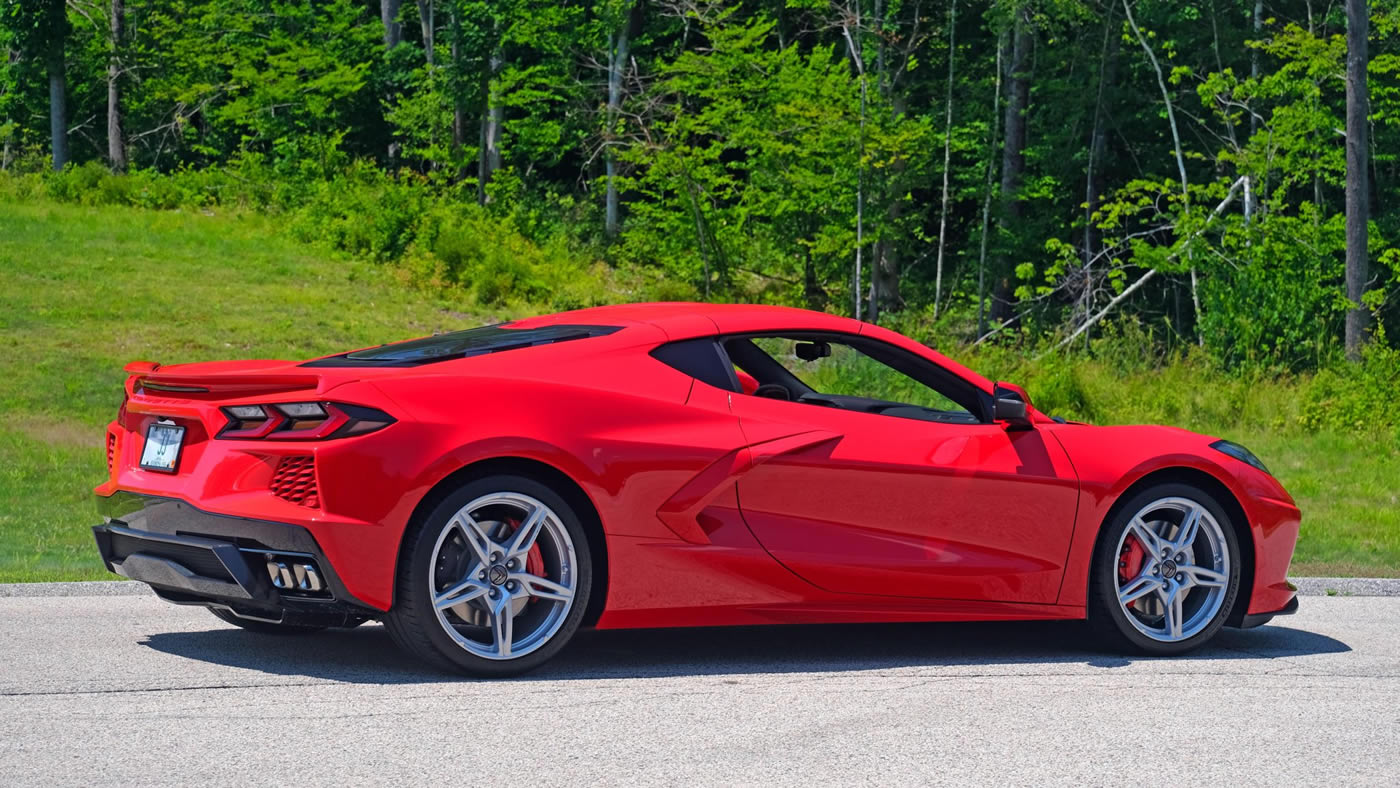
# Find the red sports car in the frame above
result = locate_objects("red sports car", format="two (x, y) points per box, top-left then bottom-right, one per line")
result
(93, 303), (1299, 675)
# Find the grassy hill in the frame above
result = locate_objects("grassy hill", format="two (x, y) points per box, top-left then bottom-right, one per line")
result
(0, 200), (494, 581)
(0, 199), (1395, 581)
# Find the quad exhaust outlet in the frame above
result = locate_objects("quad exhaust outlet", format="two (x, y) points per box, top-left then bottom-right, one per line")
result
(265, 559), (324, 593)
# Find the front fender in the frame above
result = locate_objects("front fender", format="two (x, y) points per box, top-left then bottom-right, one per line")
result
(1048, 425), (1300, 616)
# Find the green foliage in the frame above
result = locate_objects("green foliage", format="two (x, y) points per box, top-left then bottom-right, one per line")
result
(1197, 205), (1349, 370)
(1, 0), (1398, 373)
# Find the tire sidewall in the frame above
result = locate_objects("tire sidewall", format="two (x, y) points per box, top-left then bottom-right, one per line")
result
(1092, 482), (1242, 655)
(399, 474), (593, 677)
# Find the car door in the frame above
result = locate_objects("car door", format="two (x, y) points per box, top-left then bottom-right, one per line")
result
(724, 334), (1080, 605)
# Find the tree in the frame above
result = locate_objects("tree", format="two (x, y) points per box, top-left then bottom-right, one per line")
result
(1, 0), (69, 170)
(1346, 0), (1370, 361)
(106, 0), (123, 170)
(933, 0), (956, 319)
(382, 0), (402, 49)
(994, 4), (1031, 323)
(602, 0), (636, 239)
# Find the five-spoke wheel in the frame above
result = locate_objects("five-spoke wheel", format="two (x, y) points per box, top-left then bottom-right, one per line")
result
(1090, 483), (1240, 655)
(429, 492), (578, 660)
(386, 475), (592, 676)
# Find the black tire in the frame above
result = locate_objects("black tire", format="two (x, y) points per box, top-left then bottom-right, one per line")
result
(207, 606), (327, 634)
(1087, 482), (1242, 656)
(385, 474), (593, 677)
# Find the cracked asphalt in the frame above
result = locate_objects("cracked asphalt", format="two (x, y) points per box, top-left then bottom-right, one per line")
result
(1, 592), (1396, 786)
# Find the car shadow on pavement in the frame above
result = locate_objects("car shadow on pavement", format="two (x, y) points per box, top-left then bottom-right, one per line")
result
(140, 617), (1350, 684)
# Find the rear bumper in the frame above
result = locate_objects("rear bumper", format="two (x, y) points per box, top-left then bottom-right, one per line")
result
(94, 490), (379, 626)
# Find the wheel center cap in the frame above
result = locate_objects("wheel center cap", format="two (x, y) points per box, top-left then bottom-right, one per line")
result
(488, 564), (508, 586)
(1161, 559), (1178, 579)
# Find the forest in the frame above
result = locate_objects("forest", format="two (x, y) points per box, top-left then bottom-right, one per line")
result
(1, 0), (1397, 371)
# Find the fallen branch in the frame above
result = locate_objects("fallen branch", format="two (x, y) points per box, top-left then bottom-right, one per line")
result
(1046, 176), (1246, 355)
(973, 313), (1021, 347)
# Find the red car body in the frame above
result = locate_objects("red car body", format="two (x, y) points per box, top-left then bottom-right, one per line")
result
(94, 302), (1299, 639)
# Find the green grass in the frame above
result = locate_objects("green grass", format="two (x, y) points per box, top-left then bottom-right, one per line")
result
(998, 360), (1400, 578)
(0, 199), (1395, 581)
(0, 200), (490, 581)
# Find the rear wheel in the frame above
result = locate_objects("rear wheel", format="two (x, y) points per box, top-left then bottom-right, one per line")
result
(385, 474), (592, 677)
(1088, 483), (1241, 655)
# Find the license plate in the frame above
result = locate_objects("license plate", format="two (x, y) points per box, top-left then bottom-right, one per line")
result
(139, 422), (186, 473)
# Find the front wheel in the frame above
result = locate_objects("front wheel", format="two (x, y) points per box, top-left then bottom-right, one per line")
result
(385, 474), (592, 677)
(1088, 483), (1241, 655)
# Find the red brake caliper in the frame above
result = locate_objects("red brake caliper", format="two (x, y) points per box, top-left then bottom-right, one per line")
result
(505, 518), (547, 602)
(1118, 537), (1147, 608)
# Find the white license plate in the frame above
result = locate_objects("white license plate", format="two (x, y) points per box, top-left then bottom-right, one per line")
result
(139, 422), (186, 473)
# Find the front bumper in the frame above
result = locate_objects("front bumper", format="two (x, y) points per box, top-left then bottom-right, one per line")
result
(94, 491), (379, 626)
(1238, 593), (1299, 629)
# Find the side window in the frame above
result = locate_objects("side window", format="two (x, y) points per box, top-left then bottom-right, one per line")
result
(728, 335), (981, 424)
(650, 338), (738, 391)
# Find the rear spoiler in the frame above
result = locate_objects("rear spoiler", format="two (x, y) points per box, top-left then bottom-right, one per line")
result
(125, 360), (325, 399)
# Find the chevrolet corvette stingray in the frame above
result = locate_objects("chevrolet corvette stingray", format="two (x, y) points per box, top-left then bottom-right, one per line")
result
(92, 303), (1299, 675)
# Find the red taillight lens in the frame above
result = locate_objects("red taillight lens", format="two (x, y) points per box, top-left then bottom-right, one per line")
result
(216, 402), (394, 441)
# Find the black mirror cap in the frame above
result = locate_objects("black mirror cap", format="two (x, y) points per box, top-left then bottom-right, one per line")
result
(992, 385), (1034, 429)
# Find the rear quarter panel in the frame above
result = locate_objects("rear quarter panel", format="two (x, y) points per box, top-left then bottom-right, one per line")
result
(361, 332), (813, 617)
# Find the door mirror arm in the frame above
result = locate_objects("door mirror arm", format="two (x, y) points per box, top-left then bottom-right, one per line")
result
(992, 384), (1034, 430)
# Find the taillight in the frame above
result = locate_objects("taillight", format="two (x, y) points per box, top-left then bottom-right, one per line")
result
(216, 402), (394, 441)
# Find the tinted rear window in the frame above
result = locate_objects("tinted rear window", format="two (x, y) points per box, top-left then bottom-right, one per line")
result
(303, 324), (622, 367)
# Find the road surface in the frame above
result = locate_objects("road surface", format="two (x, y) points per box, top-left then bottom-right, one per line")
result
(1, 590), (1396, 785)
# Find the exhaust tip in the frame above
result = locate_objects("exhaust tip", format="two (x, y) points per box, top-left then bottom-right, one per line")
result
(265, 558), (324, 593)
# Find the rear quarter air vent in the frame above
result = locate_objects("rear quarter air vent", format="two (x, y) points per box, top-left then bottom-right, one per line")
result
(269, 455), (320, 508)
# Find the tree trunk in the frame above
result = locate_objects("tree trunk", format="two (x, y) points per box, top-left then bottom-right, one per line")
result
(382, 0), (403, 49)
(841, 16), (868, 320)
(804, 246), (823, 310)
(604, 3), (636, 239)
(993, 9), (1031, 323)
(976, 34), (1005, 339)
(478, 46), (503, 204)
(1344, 0), (1370, 361)
(1245, 0), (1262, 221)
(106, 0), (126, 172)
(449, 9), (465, 169)
(47, 49), (67, 172)
(932, 0), (956, 319)
(416, 0), (434, 65)
(1082, 6), (1118, 341)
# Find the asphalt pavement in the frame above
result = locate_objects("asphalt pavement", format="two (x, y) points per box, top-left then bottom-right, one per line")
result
(1, 590), (1396, 786)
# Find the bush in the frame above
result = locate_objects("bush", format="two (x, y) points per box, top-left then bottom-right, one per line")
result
(1298, 333), (1400, 434)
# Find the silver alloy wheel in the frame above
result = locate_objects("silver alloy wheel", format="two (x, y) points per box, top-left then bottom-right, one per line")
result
(428, 492), (578, 661)
(1113, 495), (1231, 642)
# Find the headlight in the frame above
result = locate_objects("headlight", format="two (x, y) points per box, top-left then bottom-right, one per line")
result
(1210, 440), (1271, 475)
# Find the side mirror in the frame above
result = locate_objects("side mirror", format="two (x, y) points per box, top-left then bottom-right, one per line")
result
(993, 383), (1034, 430)
(795, 341), (832, 362)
